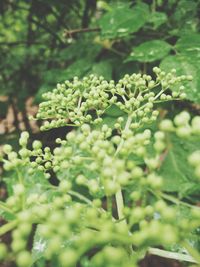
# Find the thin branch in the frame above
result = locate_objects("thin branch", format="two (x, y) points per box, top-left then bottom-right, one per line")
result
(63, 27), (101, 38)
(0, 41), (42, 46)
(31, 18), (64, 45)
(0, 220), (18, 236)
(148, 247), (197, 263)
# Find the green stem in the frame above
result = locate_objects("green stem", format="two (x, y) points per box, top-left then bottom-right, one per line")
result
(114, 115), (133, 255)
(106, 195), (112, 215)
(68, 190), (92, 205)
(115, 115), (132, 156)
(115, 190), (125, 220)
(148, 247), (197, 263)
(114, 115), (132, 220)
(0, 220), (18, 236)
(151, 190), (200, 210)
(16, 167), (23, 184)
(0, 202), (15, 215)
(182, 241), (200, 264)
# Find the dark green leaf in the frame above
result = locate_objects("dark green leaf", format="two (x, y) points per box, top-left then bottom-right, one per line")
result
(89, 61), (112, 80)
(105, 105), (126, 117)
(32, 225), (48, 263)
(175, 33), (200, 58)
(126, 40), (171, 62)
(160, 55), (200, 103)
(149, 12), (167, 29)
(99, 3), (149, 38)
(158, 134), (200, 192)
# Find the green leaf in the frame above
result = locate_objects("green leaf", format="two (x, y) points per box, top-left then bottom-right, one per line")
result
(149, 12), (167, 29)
(160, 55), (200, 103)
(172, 0), (198, 36)
(99, 3), (149, 38)
(0, 209), (16, 221)
(126, 40), (171, 63)
(35, 59), (93, 102)
(179, 182), (200, 198)
(64, 58), (92, 80)
(105, 105), (126, 117)
(158, 134), (200, 193)
(175, 33), (200, 58)
(32, 225), (48, 263)
(3, 168), (49, 198)
(89, 61), (112, 80)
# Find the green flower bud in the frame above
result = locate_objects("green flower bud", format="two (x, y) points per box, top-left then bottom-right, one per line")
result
(188, 151), (200, 167)
(59, 249), (77, 267)
(0, 243), (7, 261)
(3, 144), (12, 154)
(32, 140), (42, 150)
(176, 126), (191, 138)
(59, 180), (72, 192)
(16, 251), (32, 267)
(14, 184), (25, 196)
(192, 116), (200, 134)
(174, 111), (190, 126)
(159, 119), (174, 131)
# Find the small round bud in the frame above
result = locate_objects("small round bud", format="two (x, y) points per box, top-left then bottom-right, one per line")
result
(59, 180), (72, 192)
(154, 141), (165, 152)
(0, 243), (7, 261)
(188, 151), (200, 166)
(32, 140), (42, 150)
(180, 93), (187, 99)
(174, 111), (190, 126)
(59, 249), (77, 266)
(176, 126), (191, 138)
(154, 131), (165, 140)
(159, 119), (174, 131)
(16, 251), (32, 267)
(3, 144), (12, 154)
(192, 116), (200, 134)
(14, 184), (25, 196)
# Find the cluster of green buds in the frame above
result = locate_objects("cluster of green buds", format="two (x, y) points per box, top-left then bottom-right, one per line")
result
(1, 69), (200, 267)
(35, 67), (192, 131)
(160, 111), (200, 181)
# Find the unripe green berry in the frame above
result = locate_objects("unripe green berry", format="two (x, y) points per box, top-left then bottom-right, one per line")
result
(159, 119), (174, 131)
(0, 243), (7, 261)
(59, 249), (77, 267)
(176, 126), (191, 138)
(3, 144), (12, 154)
(192, 116), (200, 134)
(174, 111), (190, 126)
(32, 140), (42, 150)
(59, 180), (72, 192)
(130, 191), (141, 201)
(154, 131), (165, 140)
(11, 239), (26, 252)
(188, 151), (200, 166)
(14, 184), (25, 196)
(16, 251), (32, 267)
(154, 141), (165, 152)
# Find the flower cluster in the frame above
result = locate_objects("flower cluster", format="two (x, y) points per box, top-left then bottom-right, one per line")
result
(1, 69), (200, 267)
(35, 67), (192, 131)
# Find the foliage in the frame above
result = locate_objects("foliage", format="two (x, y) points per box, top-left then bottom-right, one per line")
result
(1, 68), (200, 267)
(0, 0), (200, 112)
(0, 1), (200, 267)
